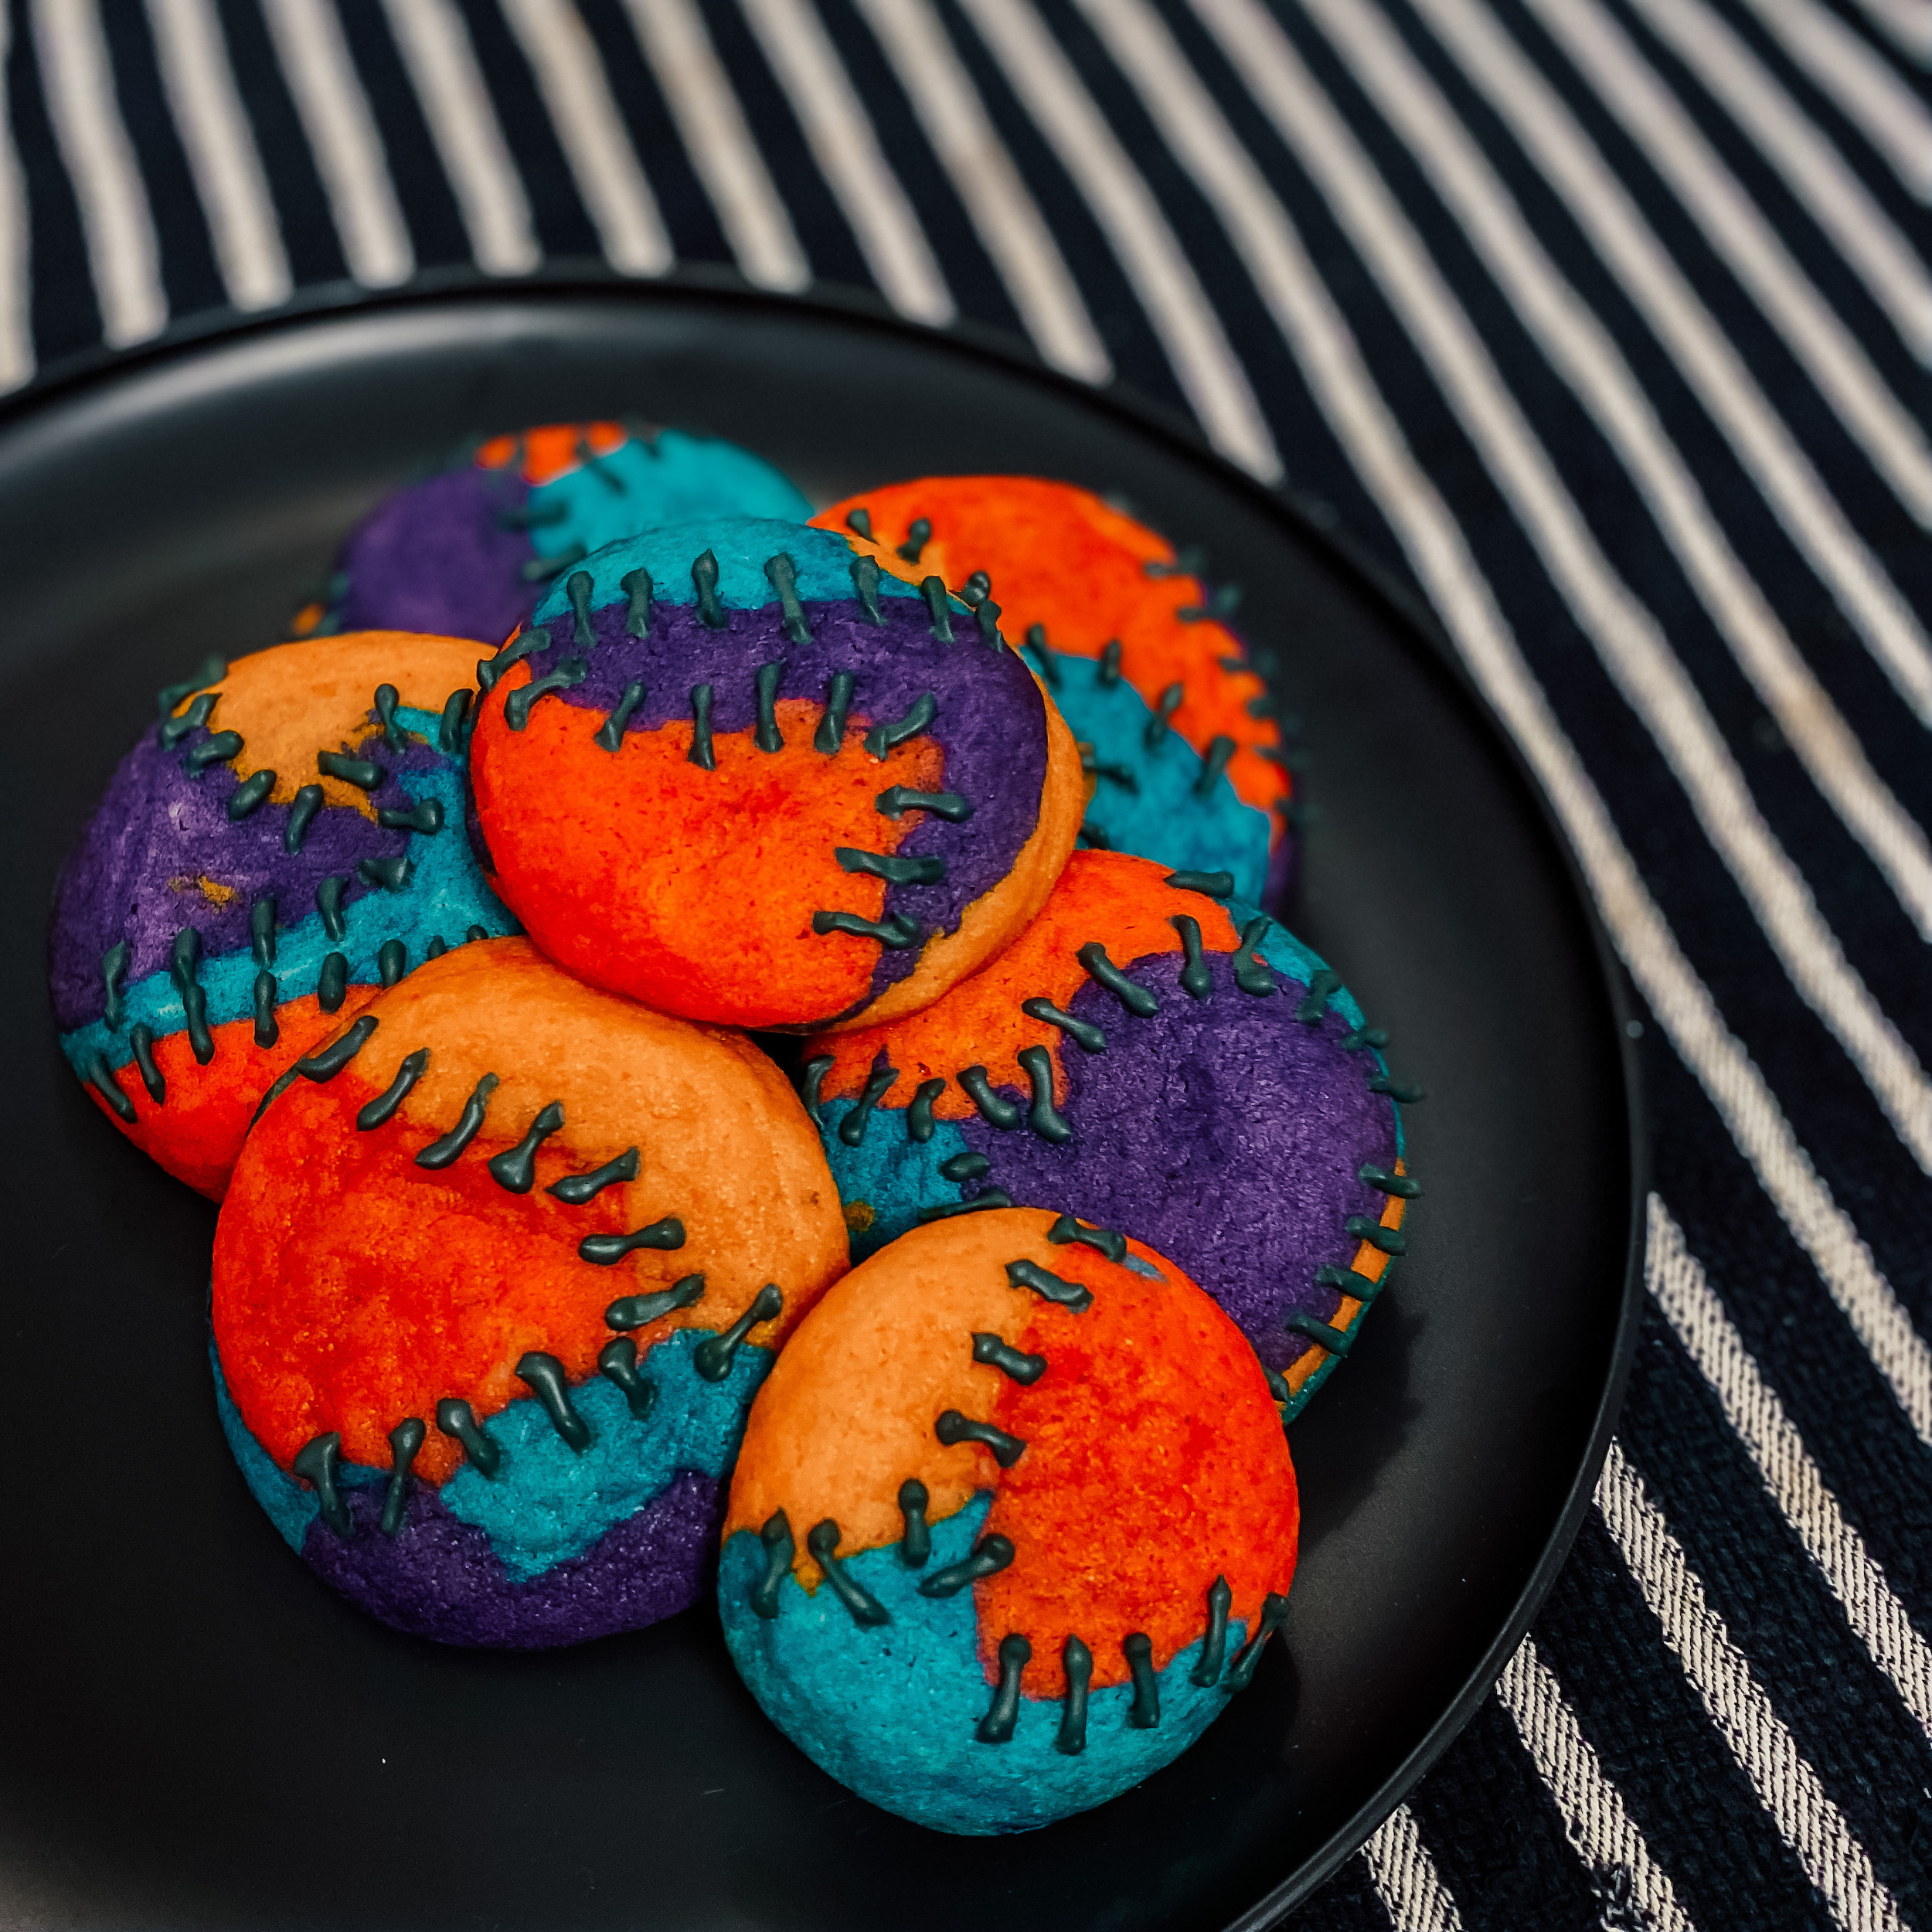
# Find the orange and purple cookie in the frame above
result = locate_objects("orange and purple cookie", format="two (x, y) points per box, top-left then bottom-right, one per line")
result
(813, 477), (1291, 903)
(803, 852), (1419, 1419)
(49, 633), (516, 1199)
(719, 1208), (1299, 1834)
(467, 519), (1083, 1030)
(298, 421), (811, 646)
(211, 939), (849, 1648)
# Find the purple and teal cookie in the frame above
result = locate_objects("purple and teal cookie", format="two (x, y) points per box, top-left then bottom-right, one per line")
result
(467, 518), (1084, 1030)
(803, 852), (1419, 1419)
(49, 632), (516, 1199)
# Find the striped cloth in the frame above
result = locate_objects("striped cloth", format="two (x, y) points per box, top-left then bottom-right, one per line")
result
(5, 2), (1927, 1924)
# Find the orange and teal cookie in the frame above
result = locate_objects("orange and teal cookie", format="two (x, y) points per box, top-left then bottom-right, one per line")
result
(467, 518), (1083, 1030)
(719, 1208), (1298, 1834)
(813, 477), (1291, 903)
(49, 633), (517, 1199)
(803, 852), (1419, 1419)
(211, 939), (849, 1648)
(296, 421), (812, 647)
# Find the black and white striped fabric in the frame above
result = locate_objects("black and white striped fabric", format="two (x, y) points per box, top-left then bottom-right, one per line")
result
(5, 2), (1928, 1923)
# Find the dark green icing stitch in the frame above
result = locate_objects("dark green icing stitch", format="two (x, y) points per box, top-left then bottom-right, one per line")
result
(1143, 546), (1204, 578)
(1345, 1216), (1406, 1255)
(1166, 869), (1235, 897)
(521, 543), (587, 582)
(1223, 1592), (1290, 1692)
(1233, 918), (1276, 996)
(935, 1409), (1027, 1468)
(1143, 682), (1184, 751)
(798, 1056), (834, 1125)
(621, 566), (654, 638)
(227, 768), (275, 820)
(1097, 639), (1122, 686)
(1026, 624), (1062, 687)
(1285, 1311), (1353, 1356)
(918, 1532), (1015, 1597)
(1017, 1045), (1071, 1144)
(156, 653), (227, 719)
(595, 680), (645, 753)
(566, 570), (596, 649)
(975, 600), (1004, 649)
(971, 1332), (1046, 1385)
(1340, 1025), (1389, 1053)
(751, 1511), (794, 1619)
(920, 575), (954, 642)
(170, 928), (214, 1064)
(940, 1151), (991, 1181)
(373, 683), (405, 751)
(1171, 915), (1212, 1001)
(318, 749), (382, 789)
(917, 1191), (1014, 1221)
(1191, 1577), (1233, 1685)
(377, 937), (406, 985)
(414, 1070), (498, 1168)
(1316, 1263), (1385, 1302)
(1077, 941), (1158, 1016)
(83, 1049), (135, 1122)
(356, 1046), (430, 1129)
(100, 940), (129, 1030)
(692, 549), (726, 628)
(807, 1520), (890, 1628)
(957, 1065), (1019, 1130)
(358, 854), (412, 893)
(766, 553), (811, 647)
(978, 1634), (1031, 1743)
(285, 784), (323, 854)
(1294, 970), (1345, 1024)
(465, 924), (489, 943)
(377, 798), (443, 835)
(1005, 1257), (1094, 1313)
(1368, 1073), (1426, 1102)
(435, 1397), (502, 1477)
(897, 1478), (930, 1566)
(318, 951), (348, 1012)
(906, 1077), (945, 1141)
(1124, 1633), (1160, 1728)
(1261, 1363), (1291, 1404)
(184, 730), (243, 774)
(1244, 692), (1276, 719)
(478, 627), (545, 693)
(425, 935), (447, 959)
(896, 517), (932, 563)
(298, 1014), (379, 1082)
(516, 1351), (591, 1452)
(439, 688), (470, 757)
(579, 1217), (685, 1264)
(129, 1024), (164, 1103)
(1080, 747), (1138, 792)
(504, 656), (587, 731)
(1057, 1636), (1092, 1754)
(959, 570), (991, 606)
(250, 896), (277, 968)
(1195, 736), (1236, 798)
(850, 554), (885, 626)
(863, 690), (936, 760)
(839, 1059), (898, 1147)
(158, 691), (216, 749)
(835, 845), (947, 886)
(316, 876), (348, 940)
(876, 786), (971, 822)
(754, 661), (785, 751)
(845, 507), (873, 541)
(292, 1432), (351, 1538)
(381, 1418), (424, 1536)
(811, 909), (921, 949)
(487, 1099), (565, 1192)
(694, 1284), (784, 1383)
(597, 1338), (657, 1420)
(1179, 583), (1241, 622)
(252, 971), (278, 1049)
(815, 669), (855, 752)
(689, 684), (716, 769)
(1047, 1215), (1126, 1263)
(1359, 1164), (1422, 1198)
(605, 1274), (706, 1329)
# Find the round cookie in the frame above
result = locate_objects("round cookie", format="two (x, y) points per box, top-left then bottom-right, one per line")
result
(812, 477), (1290, 903)
(211, 938), (849, 1648)
(298, 421), (811, 646)
(719, 1208), (1299, 1835)
(467, 518), (1084, 1031)
(803, 852), (1418, 1418)
(49, 632), (516, 1199)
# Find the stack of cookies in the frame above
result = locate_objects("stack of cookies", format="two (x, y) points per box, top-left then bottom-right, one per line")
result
(49, 424), (1419, 1836)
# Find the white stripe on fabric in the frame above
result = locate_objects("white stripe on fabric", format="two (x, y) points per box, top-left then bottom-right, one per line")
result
(736, 0), (953, 327)
(1409, 0), (1932, 723)
(143, 0), (291, 312)
(0, 2), (33, 392)
(1184, 0), (1932, 1448)
(1204, 0), (1932, 1172)
(30, 0), (166, 346)
(1301, 0), (1932, 942)
(954, 0), (1281, 480)
(1362, 1804), (1464, 1930)
(1619, 0), (1932, 363)
(1733, 0), (1932, 199)
(1844, 0), (1932, 64)
(1525, 0), (1932, 519)
(1647, 1195), (1932, 1742)
(497, 0), (670, 277)
(378, 0), (539, 276)
(1597, 1440), (1907, 1932)
(852, 0), (1109, 380)
(621, 0), (808, 293)
(1496, 1638), (1698, 1932)
(260, 0), (411, 288)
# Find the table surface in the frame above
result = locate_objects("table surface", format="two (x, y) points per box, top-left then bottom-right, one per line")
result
(2, 5), (1927, 1929)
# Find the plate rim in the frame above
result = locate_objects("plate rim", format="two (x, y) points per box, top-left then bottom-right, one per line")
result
(2, 272), (1648, 1929)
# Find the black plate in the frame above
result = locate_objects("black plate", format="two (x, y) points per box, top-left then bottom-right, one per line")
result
(0, 284), (1641, 1932)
